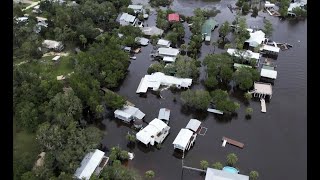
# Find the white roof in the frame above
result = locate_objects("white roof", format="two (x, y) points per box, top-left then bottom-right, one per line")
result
(158, 108), (170, 121)
(158, 48), (180, 57)
(157, 39), (171, 47)
(56, 75), (65, 80)
(205, 168), (249, 180)
(185, 119), (201, 132)
(36, 16), (47, 21)
(288, 2), (304, 12)
(128, 5), (143, 10)
(141, 26), (164, 36)
(233, 63), (252, 69)
(227, 48), (260, 60)
(207, 108), (224, 115)
(261, 68), (277, 79)
(52, 56), (61, 61)
(42, 40), (63, 49)
(172, 128), (194, 150)
(135, 37), (149, 45)
(260, 44), (280, 53)
(16, 17), (28, 22)
(254, 82), (272, 95)
(136, 72), (192, 93)
(136, 118), (169, 145)
(163, 56), (176, 62)
(245, 30), (266, 47)
(120, 13), (136, 23)
(114, 106), (145, 120)
(74, 149), (105, 180)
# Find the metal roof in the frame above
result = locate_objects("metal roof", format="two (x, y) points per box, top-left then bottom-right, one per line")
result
(205, 168), (249, 180)
(136, 118), (169, 145)
(157, 39), (171, 47)
(185, 119), (201, 132)
(120, 13), (136, 23)
(260, 44), (280, 53)
(261, 68), (277, 79)
(168, 13), (180, 22)
(158, 48), (180, 57)
(74, 149), (105, 180)
(227, 48), (260, 60)
(172, 128), (194, 150)
(158, 108), (170, 121)
(245, 30), (266, 47)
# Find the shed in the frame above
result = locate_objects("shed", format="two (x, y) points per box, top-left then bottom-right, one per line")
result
(172, 128), (194, 151)
(158, 108), (170, 122)
(74, 149), (107, 180)
(168, 13), (180, 22)
(56, 75), (66, 80)
(157, 39), (171, 47)
(205, 168), (249, 180)
(162, 56), (176, 63)
(261, 68), (277, 79)
(185, 119), (201, 133)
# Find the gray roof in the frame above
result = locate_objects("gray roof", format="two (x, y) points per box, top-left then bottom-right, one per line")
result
(158, 108), (170, 121)
(205, 168), (249, 180)
(185, 119), (201, 132)
(128, 5), (143, 10)
(119, 13), (136, 23)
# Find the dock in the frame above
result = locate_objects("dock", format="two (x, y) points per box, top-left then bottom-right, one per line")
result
(260, 98), (266, 113)
(207, 108), (224, 115)
(222, 137), (244, 148)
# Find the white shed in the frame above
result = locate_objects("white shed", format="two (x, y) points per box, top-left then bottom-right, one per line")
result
(157, 39), (171, 47)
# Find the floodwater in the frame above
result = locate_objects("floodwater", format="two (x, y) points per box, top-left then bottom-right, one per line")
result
(101, 0), (307, 179)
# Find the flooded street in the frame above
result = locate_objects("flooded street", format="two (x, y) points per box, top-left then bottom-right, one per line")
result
(101, 0), (307, 179)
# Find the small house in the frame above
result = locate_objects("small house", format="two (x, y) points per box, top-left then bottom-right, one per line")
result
(135, 37), (149, 46)
(201, 18), (218, 42)
(136, 118), (170, 146)
(260, 67), (277, 81)
(114, 105), (145, 123)
(158, 47), (180, 57)
(168, 13), (180, 22)
(244, 30), (266, 49)
(141, 26), (164, 36)
(118, 13), (137, 26)
(172, 128), (196, 152)
(227, 48), (260, 64)
(158, 108), (170, 124)
(128, 5), (144, 14)
(260, 44), (280, 56)
(74, 149), (109, 180)
(205, 168), (249, 180)
(162, 56), (176, 63)
(157, 39), (171, 48)
(42, 40), (64, 52)
(185, 119), (201, 133)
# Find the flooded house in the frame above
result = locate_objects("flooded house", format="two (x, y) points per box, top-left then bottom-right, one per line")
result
(136, 72), (192, 93)
(158, 108), (171, 124)
(114, 105), (145, 123)
(136, 118), (170, 146)
(227, 48), (261, 65)
(157, 39), (171, 48)
(260, 64), (277, 83)
(249, 82), (273, 99)
(260, 44), (280, 58)
(118, 13), (137, 26)
(74, 149), (109, 180)
(168, 13), (180, 22)
(141, 26), (164, 36)
(201, 18), (218, 42)
(42, 40), (64, 52)
(135, 37), (149, 46)
(244, 30), (267, 50)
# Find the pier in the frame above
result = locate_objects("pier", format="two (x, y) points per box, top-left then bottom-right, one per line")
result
(260, 98), (266, 113)
(222, 137), (244, 148)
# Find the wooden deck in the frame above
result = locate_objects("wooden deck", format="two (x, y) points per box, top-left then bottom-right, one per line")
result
(222, 137), (244, 148)
(260, 98), (266, 113)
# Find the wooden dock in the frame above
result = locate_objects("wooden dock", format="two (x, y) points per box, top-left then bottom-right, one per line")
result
(222, 137), (244, 148)
(260, 98), (266, 113)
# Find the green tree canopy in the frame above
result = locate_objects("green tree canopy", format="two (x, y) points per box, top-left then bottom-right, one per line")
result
(233, 67), (260, 90)
(211, 89), (240, 113)
(181, 90), (211, 110)
(175, 55), (199, 79)
(263, 19), (273, 37)
(226, 153), (238, 166)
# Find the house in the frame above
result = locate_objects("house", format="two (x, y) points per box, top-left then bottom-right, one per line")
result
(128, 5), (144, 14)
(205, 168), (249, 180)
(172, 119), (201, 152)
(141, 26), (164, 36)
(136, 72), (192, 93)
(227, 48), (260, 63)
(157, 39), (171, 48)
(158, 108), (171, 124)
(136, 118), (170, 146)
(249, 82), (273, 99)
(260, 66), (277, 80)
(201, 18), (218, 42)
(244, 30), (266, 49)
(74, 149), (109, 180)
(118, 13), (137, 26)
(259, 44), (280, 56)
(135, 37), (149, 46)
(162, 56), (177, 63)
(114, 105), (145, 123)
(158, 47), (180, 57)
(168, 13), (180, 22)
(42, 40), (64, 52)
(15, 17), (28, 23)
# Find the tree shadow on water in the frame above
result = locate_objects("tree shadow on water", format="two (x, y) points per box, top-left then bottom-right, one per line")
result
(214, 113), (238, 123)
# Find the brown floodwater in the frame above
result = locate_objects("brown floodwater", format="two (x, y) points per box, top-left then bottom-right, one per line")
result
(101, 0), (307, 179)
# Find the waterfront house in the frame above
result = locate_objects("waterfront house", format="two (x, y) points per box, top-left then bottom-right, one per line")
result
(114, 105), (145, 123)
(259, 44), (280, 56)
(136, 118), (170, 146)
(168, 13), (180, 22)
(249, 82), (273, 99)
(227, 48), (260, 65)
(118, 13), (137, 26)
(136, 72), (192, 93)
(205, 168), (249, 180)
(201, 18), (218, 42)
(260, 65), (277, 82)
(158, 108), (171, 124)
(244, 30), (266, 49)
(74, 149), (109, 180)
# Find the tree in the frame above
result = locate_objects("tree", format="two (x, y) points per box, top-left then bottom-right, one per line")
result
(246, 107), (253, 115)
(242, 2), (250, 15)
(165, 32), (179, 46)
(180, 44), (187, 53)
(126, 133), (136, 144)
(79, 35), (87, 48)
(252, 7), (259, 17)
(100, 162), (142, 180)
(263, 19), (273, 37)
(219, 21), (231, 42)
(147, 63), (165, 74)
(145, 170), (155, 179)
(15, 102), (40, 132)
(119, 25), (143, 37)
(203, 53), (233, 84)
(104, 90), (126, 110)
(200, 160), (209, 170)
(212, 162), (223, 170)
(279, 0), (291, 17)
(211, 89), (240, 113)
(226, 153), (238, 166)
(233, 67), (260, 90)
(236, 0), (244, 7)
(249, 170), (259, 180)
(180, 90), (211, 110)
(244, 92), (252, 101)
(205, 76), (218, 89)
(292, 7), (307, 18)
(175, 55), (199, 79)
(95, 104), (105, 119)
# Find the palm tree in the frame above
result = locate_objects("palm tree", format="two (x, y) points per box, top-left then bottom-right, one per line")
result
(180, 44), (187, 54)
(249, 170), (259, 180)
(126, 133), (136, 144)
(200, 160), (209, 170)
(212, 162), (223, 170)
(226, 153), (238, 166)
(246, 107), (253, 115)
(145, 170), (155, 179)
(79, 34), (87, 49)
